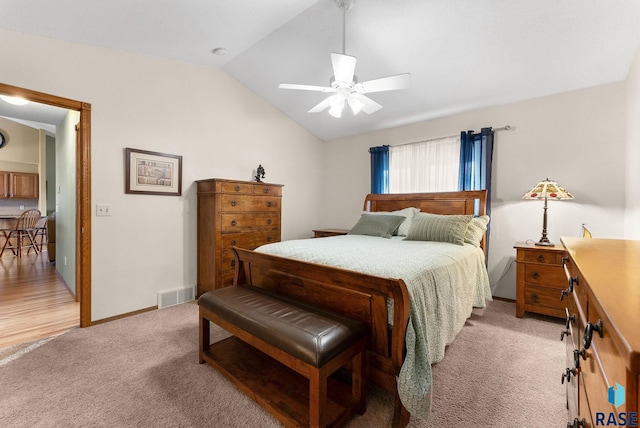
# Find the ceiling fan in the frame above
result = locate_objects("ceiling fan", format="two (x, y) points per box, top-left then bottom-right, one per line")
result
(278, 0), (411, 118)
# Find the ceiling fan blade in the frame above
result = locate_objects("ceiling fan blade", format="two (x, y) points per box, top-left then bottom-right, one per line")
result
(355, 73), (411, 94)
(351, 93), (382, 114)
(308, 96), (333, 113)
(279, 83), (335, 93)
(331, 53), (357, 83)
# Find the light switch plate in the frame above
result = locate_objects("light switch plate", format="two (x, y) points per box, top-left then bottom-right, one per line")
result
(96, 204), (111, 216)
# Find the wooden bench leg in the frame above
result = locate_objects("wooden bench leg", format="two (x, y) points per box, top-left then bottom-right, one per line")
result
(199, 313), (210, 364)
(309, 367), (327, 428)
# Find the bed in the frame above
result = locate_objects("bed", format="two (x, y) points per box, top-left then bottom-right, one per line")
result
(231, 190), (491, 427)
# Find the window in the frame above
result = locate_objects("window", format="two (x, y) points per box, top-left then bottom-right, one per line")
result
(388, 136), (460, 193)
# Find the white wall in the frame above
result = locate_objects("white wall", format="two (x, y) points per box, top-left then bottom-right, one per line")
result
(625, 48), (640, 239)
(320, 83), (627, 299)
(0, 29), (324, 321)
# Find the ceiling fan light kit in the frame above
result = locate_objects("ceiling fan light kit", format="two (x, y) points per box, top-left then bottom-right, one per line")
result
(279, 0), (410, 119)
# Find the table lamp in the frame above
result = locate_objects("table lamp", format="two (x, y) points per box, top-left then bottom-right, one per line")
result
(522, 178), (574, 246)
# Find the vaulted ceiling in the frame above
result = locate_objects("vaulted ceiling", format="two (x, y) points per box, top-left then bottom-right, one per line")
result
(1, 0), (639, 141)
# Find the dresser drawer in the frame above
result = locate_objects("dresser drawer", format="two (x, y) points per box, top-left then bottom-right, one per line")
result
(220, 194), (281, 212)
(582, 348), (618, 418)
(523, 284), (565, 317)
(566, 296), (583, 353)
(219, 181), (254, 194)
(221, 213), (279, 232)
(587, 298), (628, 413)
(578, 373), (594, 428)
(565, 338), (579, 421)
(221, 231), (280, 252)
(253, 184), (282, 196)
(524, 264), (566, 288)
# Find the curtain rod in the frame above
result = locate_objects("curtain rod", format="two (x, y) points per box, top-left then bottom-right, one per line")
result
(395, 125), (512, 147)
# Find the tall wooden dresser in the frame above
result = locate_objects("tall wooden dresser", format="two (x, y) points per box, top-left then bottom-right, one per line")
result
(196, 178), (283, 296)
(561, 237), (640, 428)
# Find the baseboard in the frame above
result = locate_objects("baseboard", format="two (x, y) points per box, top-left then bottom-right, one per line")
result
(91, 306), (157, 326)
(492, 296), (515, 303)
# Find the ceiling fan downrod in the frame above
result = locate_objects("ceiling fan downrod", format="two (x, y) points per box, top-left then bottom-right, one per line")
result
(335, 0), (354, 55)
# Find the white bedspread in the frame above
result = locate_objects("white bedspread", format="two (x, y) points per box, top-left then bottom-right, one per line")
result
(256, 235), (492, 418)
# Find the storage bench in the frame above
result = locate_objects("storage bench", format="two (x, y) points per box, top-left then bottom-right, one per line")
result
(199, 284), (368, 427)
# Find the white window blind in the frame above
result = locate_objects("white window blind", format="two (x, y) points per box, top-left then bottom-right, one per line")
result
(389, 136), (460, 193)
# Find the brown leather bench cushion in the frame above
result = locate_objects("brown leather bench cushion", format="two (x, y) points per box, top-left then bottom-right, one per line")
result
(198, 285), (367, 368)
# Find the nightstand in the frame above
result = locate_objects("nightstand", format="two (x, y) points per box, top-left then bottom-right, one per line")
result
(312, 229), (349, 238)
(514, 242), (567, 318)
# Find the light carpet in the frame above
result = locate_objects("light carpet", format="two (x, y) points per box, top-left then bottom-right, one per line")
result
(0, 299), (565, 427)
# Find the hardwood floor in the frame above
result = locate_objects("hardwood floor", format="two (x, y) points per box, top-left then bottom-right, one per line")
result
(0, 248), (79, 348)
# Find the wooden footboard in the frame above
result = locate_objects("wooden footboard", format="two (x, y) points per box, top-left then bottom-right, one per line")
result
(232, 246), (412, 427)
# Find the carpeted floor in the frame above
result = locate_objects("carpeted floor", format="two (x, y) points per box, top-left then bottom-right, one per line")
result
(0, 299), (565, 427)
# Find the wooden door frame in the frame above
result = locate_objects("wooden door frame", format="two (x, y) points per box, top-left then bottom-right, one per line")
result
(0, 82), (91, 327)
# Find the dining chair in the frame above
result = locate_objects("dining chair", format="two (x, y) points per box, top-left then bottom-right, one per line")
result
(0, 209), (42, 257)
(31, 216), (48, 253)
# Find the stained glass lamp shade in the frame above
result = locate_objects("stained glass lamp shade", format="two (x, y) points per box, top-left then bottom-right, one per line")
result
(522, 178), (574, 246)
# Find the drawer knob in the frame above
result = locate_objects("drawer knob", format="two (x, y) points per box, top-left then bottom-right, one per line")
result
(266, 236), (272, 242)
(560, 289), (570, 301)
(267, 201), (273, 207)
(231, 259), (235, 266)
(567, 418), (586, 428)
(573, 348), (586, 368)
(231, 220), (237, 226)
(565, 314), (576, 329)
(583, 320), (603, 349)
(235, 185), (240, 192)
(231, 239), (237, 246)
(568, 276), (579, 291)
(264, 188), (269, 193)
(537, 254), (544, 262)
(561, 256), (569, 267)
(561, 367), (577, 384)
(560, 330), (570, 341)
(531, 293), (539, 303)
(531, 271), (540, 280)
(267, 219), (272, 225)
(230, 200), (237, 207)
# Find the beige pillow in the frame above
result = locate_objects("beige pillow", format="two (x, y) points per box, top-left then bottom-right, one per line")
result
(348, 214), (407, 239)
(406, 213), (473, 246)
(465, 215), (490, 247)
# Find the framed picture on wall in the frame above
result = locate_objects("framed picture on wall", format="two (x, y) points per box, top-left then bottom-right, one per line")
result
(125, 148), (182, 196)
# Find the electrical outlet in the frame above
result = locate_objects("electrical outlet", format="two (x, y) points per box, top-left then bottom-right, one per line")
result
(96, 204), (111, 216)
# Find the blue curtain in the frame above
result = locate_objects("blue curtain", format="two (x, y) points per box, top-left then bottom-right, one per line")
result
(458, 127), (494, 198)
(369, 145), (389, 194)
(458, 127), (494, 259)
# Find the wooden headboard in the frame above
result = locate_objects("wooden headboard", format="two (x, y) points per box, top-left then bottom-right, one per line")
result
(363, 190), (489, 253)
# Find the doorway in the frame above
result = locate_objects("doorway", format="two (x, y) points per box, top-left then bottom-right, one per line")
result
(0, 82), (91, 327)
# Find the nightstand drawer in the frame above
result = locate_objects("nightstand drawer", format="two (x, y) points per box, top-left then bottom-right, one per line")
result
(520, 249), (564, 265)
(524, 264), (566, 287)
(523, 284), (565, 317)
